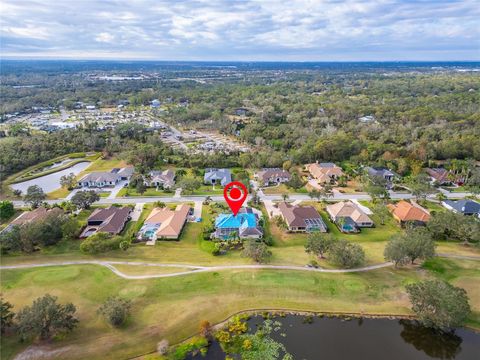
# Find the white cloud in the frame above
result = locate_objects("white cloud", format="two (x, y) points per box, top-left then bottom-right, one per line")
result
(95, 32), (115, 43)
(0, 0), (478, 60)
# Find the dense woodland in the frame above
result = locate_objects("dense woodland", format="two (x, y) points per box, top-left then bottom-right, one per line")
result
(1, 62), (479, 179)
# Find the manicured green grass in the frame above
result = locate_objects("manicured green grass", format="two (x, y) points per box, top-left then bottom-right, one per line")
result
(417, 200), (446, 213)
(262, 184), (308, 195)
(47, 187), (71, 199)
(1, 258), (479, 360)
(83, 158), (127, 172)
(117, 188), (174, 197)
(190, 185), (224, 195)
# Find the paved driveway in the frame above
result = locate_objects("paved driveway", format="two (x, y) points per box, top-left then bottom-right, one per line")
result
(107, 180), (128, 199)
(131, 203), (145, 221)
(263, 199), (281, 219)
(191, 201), (203, 221)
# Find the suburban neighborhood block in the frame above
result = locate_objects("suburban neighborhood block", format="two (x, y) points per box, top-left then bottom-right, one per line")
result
(326, 201), (374, 232)
(204, 168), (232, 186)
(214, 207), (263, 240)
(145, 169), (176, 189)
(80, 206), (132, 237)
(277, 202), (327, 232)
(255, 168), (291, 186)
(77, 166), (134, 188)
(138, 204), (191, 242)
(387, 200), (430, 226)
(306, 162), (344, 185)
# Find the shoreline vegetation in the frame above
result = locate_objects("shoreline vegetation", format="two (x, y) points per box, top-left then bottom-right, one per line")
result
(145, 309), (479, 359)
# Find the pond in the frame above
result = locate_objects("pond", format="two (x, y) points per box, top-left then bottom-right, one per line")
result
(10, 161), (91, 194)
(190, 315), (480, 359)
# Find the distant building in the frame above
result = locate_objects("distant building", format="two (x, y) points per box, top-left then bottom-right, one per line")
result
(277, 202), (327, 232)
(388, 201), (430, 226)
(77, 167), (134, 188)
(80, 206), (132, 238)
(442, 200), (480, 217)
(204, 168), (232, 186)
(255, 168), (291, 187)
(326, 201), (374, 233)
(307, 162), (344, 184)
(138, 204), (190, 241)
(86, 105), (96, 110)
(214, 208), (263, 240)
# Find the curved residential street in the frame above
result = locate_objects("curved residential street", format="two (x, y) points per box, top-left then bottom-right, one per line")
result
(2, 253), (479, 280)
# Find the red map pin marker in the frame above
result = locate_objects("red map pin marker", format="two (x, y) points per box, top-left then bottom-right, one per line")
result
(223, 181), (248, 216)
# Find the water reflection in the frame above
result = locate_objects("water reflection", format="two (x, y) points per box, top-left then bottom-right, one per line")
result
(10, 161), (91, 194)
(188, 315), (479, 360)
(400, 320), (462, 360)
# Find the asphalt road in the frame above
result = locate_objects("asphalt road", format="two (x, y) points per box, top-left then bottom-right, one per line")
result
(11, 189), (474, 207)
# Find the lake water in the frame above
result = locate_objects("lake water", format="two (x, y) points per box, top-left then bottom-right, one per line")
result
(190, 315), (480, 359)
(10, 161), (91, 194)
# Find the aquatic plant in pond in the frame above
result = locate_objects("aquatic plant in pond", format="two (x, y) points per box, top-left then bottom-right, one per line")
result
(216, 315), (292, 360)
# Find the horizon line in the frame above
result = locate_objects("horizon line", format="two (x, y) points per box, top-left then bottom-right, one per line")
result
(1, 58), (480, 63)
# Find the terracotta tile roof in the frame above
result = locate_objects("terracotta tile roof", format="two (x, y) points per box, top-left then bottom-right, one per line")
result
(388, 201), (430, 222)
(145, 204), (190, 239)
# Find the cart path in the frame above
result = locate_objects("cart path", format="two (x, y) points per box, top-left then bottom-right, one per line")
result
(2, 253), (478, 280)
(0, 260), (393, 279)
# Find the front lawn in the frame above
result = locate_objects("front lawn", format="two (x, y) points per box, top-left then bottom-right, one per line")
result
(47, 187), (71, 199)
(116, 188), (174, 197)
(262, 184), (308, 195)
(190, 184), (224, 196)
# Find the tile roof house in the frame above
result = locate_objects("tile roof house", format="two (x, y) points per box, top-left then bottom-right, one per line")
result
(277, 202), (327, 232)
(78, 166), (134, 188)
(387, 200), (430, 226)
(138, 204), (191, 241)
(146, 169), (175, 189)
(214, 208), (263, 240)
(80, 206), (132, 238)
(326, 201), (374, 232)
(442, 200), (480, 217)
(204, 168), (232, 186)
(307, 162), (344, 184)
(255, 168), (291, 186)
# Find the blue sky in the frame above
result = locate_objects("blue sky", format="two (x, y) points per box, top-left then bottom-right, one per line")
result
(1, 0), (479, 60)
